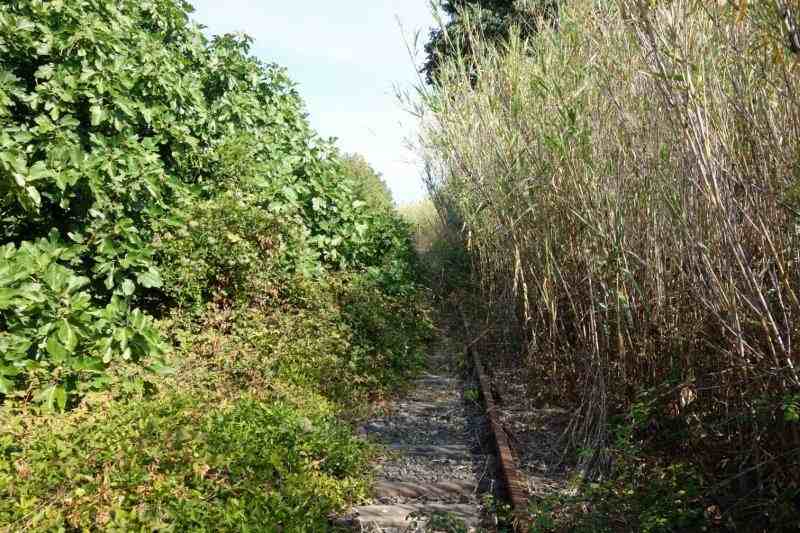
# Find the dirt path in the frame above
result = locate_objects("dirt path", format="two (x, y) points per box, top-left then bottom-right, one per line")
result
(341, 327), (497, 532)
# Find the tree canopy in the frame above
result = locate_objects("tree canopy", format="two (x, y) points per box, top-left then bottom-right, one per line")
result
(421, 0), (558, 84)
(341, 153), (394, 211)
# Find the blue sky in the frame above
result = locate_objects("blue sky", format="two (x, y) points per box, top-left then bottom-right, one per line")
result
(188, 1), (438, 204)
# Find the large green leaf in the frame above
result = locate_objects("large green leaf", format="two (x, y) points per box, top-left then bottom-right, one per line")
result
(57, 319), (78, 352)
(46, 335), (69, 361)
(137, 268), (162, 289)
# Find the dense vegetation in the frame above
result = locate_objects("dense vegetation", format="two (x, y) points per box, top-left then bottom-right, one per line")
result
(341, 153), (395, 212)
(422, 0), (557, 84)
(418, 0), (800, 530)
(0, 0), (429, 530)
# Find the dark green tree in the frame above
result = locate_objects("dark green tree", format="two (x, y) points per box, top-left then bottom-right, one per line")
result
(422, 0), (558, 84)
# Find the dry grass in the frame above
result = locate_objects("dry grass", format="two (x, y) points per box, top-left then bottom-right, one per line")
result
(414, 0), (800, 518)
(399, 198), (440, 253)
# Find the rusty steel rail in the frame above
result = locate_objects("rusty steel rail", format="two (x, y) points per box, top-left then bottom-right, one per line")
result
(467, 343), (531, 532)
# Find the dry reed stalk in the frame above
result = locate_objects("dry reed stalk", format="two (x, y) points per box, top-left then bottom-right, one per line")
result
(414, 0), (800, 516)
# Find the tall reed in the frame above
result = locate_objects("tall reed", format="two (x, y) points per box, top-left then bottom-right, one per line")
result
(416, 0), (800, 510)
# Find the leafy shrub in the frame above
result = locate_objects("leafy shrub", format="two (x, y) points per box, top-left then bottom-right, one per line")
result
(530, 464), (706, 533)
(337, 274), (430, 382)
(153, 190), (309, 309)
(165, 272), (430, 405)
(0, 0), (417, 405)
(0, 393), (368, 532)
(1, 1), (430, 530)
(340, 153), (394, 211)
(1, 263), (431, 532)
(0, 236), (164, 409)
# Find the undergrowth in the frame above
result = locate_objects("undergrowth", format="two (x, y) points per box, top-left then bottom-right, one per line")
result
(1, 272), (431, 532)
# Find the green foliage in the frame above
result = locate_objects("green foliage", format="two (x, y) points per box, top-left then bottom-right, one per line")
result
(422, 0), (557, 84)
(153, 190), (309, 309)
(0, 393), (368, 532)
(577, 461), (706, 532)
(399, 198), (439, 250)
(0, 236), (165, 409)
(408, 509), (470, 532)
(0, 1), (432, 529)
(529, 413), (708, 533)
(335, 274), (430, 383)
(784, 394), (800, 423)
(169, 272), (431, 405)
(402, 203), (471, 298)
(0, 0), (418, 404)
(1, 267), (431, 532)
(341, 153), (394, 211)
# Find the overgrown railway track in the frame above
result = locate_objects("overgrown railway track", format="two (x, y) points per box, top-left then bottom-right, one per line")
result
(339, 313), (535, 532)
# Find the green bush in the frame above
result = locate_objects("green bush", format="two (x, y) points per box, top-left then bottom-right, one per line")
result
(0, 236), (165, 409)
(0, 393), (368, 532)
(340, 153), (394, 211)
(168, 273), (430, 405)
(1, 0), (431, 530)
(1, 266), (431, 532)
(153, 191), (309, 309)
(0, 0), (418, 405)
